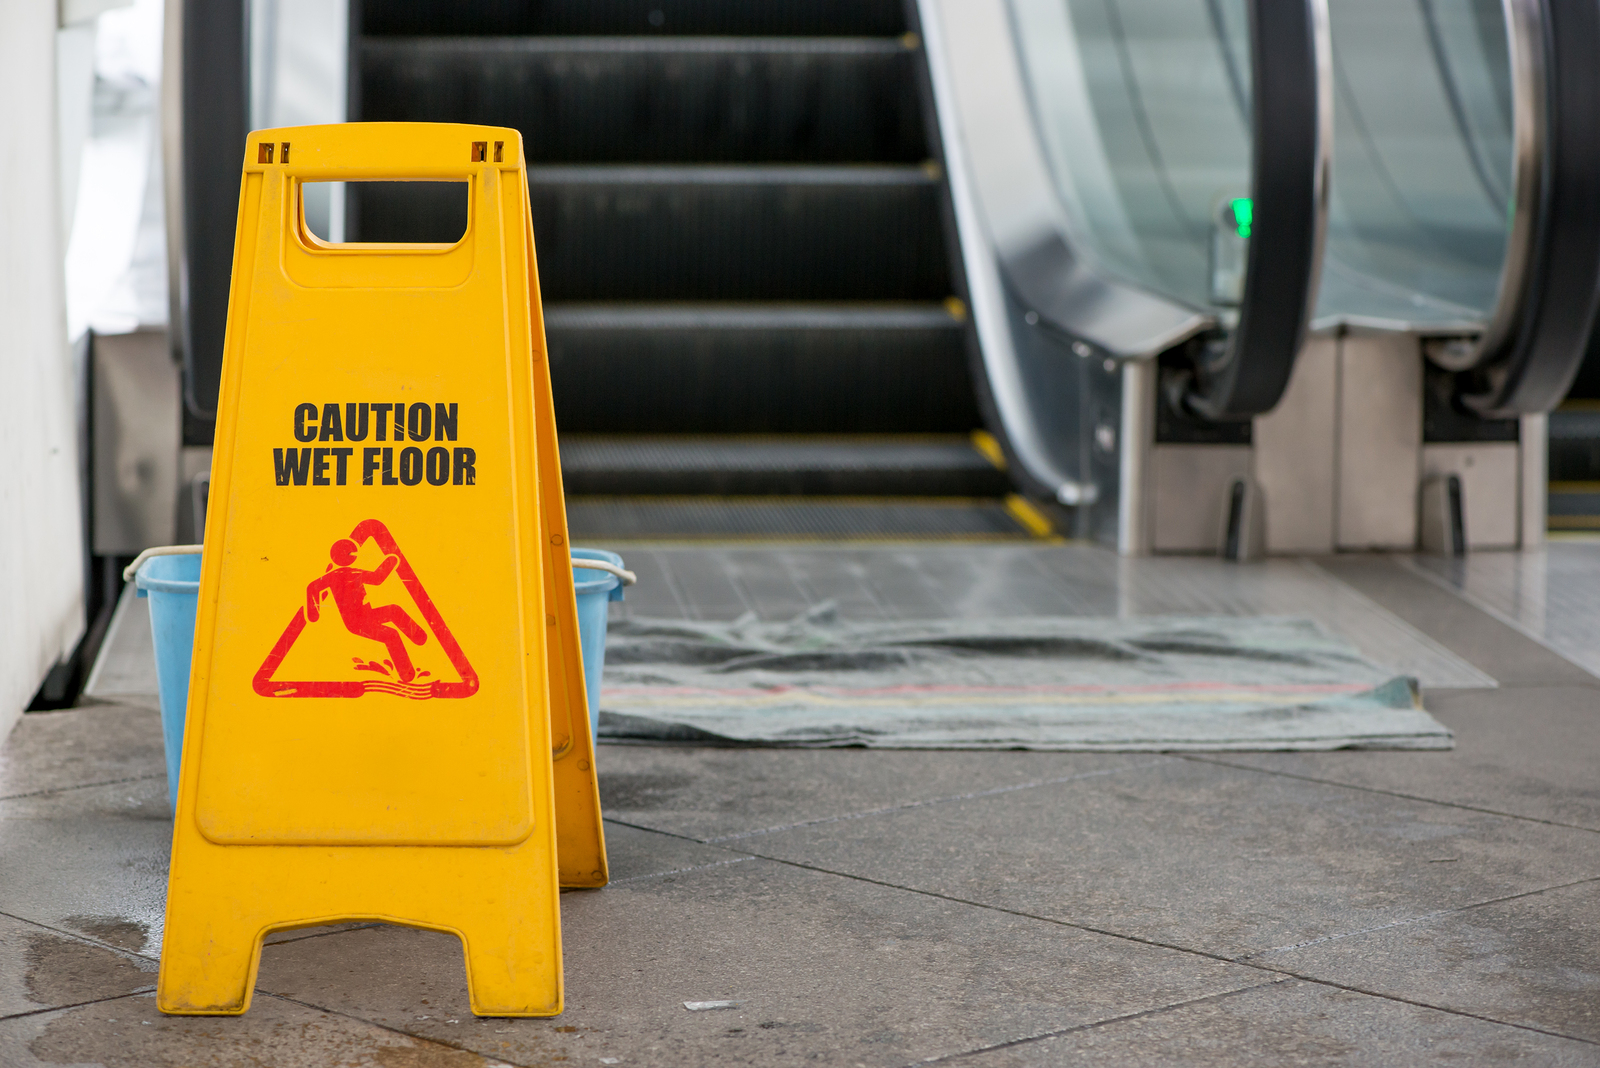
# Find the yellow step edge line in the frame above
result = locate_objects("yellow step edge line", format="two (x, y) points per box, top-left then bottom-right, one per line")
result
(1003, 494), (1062, 541)
(970, 430), (1007, 471)
(563, 530), (1036, 543)
(1549, 482), (1600, 493)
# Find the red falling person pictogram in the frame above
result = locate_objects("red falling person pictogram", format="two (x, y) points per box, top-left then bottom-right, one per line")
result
(252, 519), (478, 700)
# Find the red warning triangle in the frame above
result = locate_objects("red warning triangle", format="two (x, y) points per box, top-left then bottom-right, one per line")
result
(252, 518), (479, 700)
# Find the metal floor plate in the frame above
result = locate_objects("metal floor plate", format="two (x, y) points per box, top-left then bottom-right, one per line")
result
(603, 544), (1495, 690)
(1407, 540), (1600, 680)
(564, 497), (1036, 540)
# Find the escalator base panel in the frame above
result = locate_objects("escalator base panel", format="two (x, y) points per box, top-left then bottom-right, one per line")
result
(564, 497), (1041, 540)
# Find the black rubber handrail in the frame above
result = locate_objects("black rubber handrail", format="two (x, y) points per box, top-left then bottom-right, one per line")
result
(1184, 0), (1328, 421)
(1459, 0), (1600, 418)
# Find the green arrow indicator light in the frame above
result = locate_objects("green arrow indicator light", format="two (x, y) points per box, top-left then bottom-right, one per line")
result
(1231, 197), (1253, 239)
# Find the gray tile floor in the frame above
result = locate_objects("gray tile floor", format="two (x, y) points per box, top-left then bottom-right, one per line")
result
(7, 545), (1600, 1066)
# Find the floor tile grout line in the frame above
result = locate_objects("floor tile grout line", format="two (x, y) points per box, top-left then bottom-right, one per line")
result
(692, 760), (1172, 844)
(263, 922), (386, 947)
(0, 907), (159, 965)
(720, 850), (1600, 1048)
(1232, 967), (1600, 1047)
(257, 991), (539, 1068)
(606, 855), (758, 884)
(1238, 873), (1600, 959)
(724, 850), (1280, 967)
(1178, 754), (1600, 835)
(0, 772), (167, 803)
(904, 977), (1292, 1065)
(0, 988), (155, 1025)
(606, 808), (1600, 968)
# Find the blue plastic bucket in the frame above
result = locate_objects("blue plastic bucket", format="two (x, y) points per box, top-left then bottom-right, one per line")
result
(134, 552), (202, 807)
(131, 547), (623, 804)
(572, 548), (626, 745)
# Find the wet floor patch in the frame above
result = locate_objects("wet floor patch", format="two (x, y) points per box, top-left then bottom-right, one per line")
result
(24, 930), (153, 1008)
(20, 992), (495, 1068)
(61, 915), (149, 954)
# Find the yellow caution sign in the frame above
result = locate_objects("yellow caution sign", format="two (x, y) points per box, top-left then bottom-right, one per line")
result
(158, 123), (605, 1017)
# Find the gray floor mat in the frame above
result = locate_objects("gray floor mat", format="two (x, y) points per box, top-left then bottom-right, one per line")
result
(596, 606), (1454, 750)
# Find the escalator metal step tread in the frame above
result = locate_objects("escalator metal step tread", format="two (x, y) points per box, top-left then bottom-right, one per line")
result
(360, 36), (924, 165)
(1549, 482), (1600, 528)
(559, 436), (1008, 496)
(363, 0), (906, 38)
(350, 167), (949, 301)
(564, 497), (1037, 540)
(544, 301), (959, 330)
(1548, 408), (1600, 481)
(545, 302), (974, 433)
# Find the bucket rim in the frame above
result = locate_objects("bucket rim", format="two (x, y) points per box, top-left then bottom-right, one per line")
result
(134, 552), (202, 594)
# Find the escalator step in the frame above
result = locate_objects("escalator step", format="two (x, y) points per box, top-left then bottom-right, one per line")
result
(348, 166), (950, 301)
(363, 0), (906, 38)
(559, 436), (1008, 496)
(564, 497), (1039, 540)
(1548, 407), (1600, 481)
(360, 37), (925, 164)
(545, 302), (974, 433)
(1548, 482), (1600, 529)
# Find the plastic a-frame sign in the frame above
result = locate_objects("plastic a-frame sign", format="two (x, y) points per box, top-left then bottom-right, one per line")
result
(158, 123), (606, 1018)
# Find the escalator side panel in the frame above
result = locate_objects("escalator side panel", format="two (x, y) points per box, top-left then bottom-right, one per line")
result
(171, 0), (251, 445)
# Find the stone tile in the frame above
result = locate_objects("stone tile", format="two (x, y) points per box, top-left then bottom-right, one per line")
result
(955, 979), (1600, 1067)
(0, 807), (171, 953)
(0, 990), (500, 1068)
(255, 857), (1263, 1067)
(0, 774), (170, 821)
(0, 704), (166, 800)
(1203, 686), (1600, 832)
(597, 744), (1155, 842)
(0, 913), (155, 1019)
(1266, 879), (1600, 1043)
(741, 758), (1600, 959)
(1320, 557), (1600, 688)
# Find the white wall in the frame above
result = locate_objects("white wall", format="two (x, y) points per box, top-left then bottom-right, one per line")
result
(1, 0), (88, 736)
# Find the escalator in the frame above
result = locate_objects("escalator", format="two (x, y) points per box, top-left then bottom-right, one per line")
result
(167, 0), (1600, 552)
(922, 0), (1600, 552)
(1314, 0), (1600, 541)
(347, 1), (1037, 541)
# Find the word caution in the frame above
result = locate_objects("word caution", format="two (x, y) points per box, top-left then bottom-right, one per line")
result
(274, 402), (475, 487)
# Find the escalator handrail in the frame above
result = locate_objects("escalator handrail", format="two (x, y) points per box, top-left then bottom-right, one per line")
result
(1184, 0), (1331, 420)
(1460, 0), (1600, 417)
(916, 0), (1207, 510)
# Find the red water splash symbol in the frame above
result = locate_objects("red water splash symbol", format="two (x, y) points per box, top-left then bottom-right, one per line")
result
(252, 519), (479, 700)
